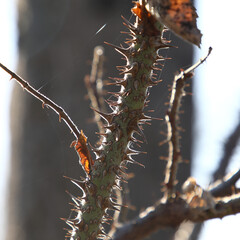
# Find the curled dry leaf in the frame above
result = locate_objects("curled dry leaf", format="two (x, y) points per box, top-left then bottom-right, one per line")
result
(70, 130), (94, 176)
(147, 0), (202, 47)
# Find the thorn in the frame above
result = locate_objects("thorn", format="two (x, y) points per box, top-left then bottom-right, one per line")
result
(88, 143), (103, 156)
(159, 156), (169, 161)
(125, 38), (136, 45)
(60, 217), (68, 222)
(104, 123), (117, 132)
(125, 147), (147, 156)
(108, 76), (124, 81)
(147, 109), (155, 113)
(110, 165), (128, 179)
(108, 77), (128, 87)
(152, 67), (162, 71)
(91, 107), (113, 124)
(116, 166), (128, 176)
(148, 78), (162, 86)
(59, 113), (62, 122)
(119, 62), (139, 75)
(42, 102), (46, 109)
(140, 113), (162, 121)
(112, 183), (123, 191)
(110, 198), (128, 208)
(121, 15), (137, 32)
(107, 91), (121, 98)
(63, 176), (86, 193)
(123, 154), (145, 168)
(95, 132), (108, 137)
(120, 31), (134, 37)
(104, 41), (130, 59)
(159, 139), (168, 146)
(115, 174), (128, 183)
(130, 137), (142, 148)
(126, 158), (145, 168)
(130, 135), (144, 144)
(65, 190), (81, 206)
(108, 204), (121, 212)
(105, 99), (120, 107)
(132, 124), (147, 143)
(142, 121), (151, 126)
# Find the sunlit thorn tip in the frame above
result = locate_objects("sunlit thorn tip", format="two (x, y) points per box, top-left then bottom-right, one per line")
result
(91, 107), (113, 124)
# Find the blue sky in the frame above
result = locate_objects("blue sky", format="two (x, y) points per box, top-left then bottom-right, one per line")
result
(0, 1), (240, 239)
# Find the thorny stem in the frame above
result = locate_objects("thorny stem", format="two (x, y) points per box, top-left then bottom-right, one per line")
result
(85, 46), (126, 234)
(164, 47), (212, 198)
(66, 1), (171, 239)
(0, 62), (80, 139)
(1, 1), (167, 238)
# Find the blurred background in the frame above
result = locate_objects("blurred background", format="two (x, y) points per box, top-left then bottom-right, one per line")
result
(0, 0), (239, 240)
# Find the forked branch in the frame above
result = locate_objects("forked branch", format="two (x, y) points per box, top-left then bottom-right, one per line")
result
(164, 47), (212, 198)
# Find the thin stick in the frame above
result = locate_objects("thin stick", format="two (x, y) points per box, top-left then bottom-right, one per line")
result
(0, 62), (80, 139)
(164, 47), (212, 198)
(84, 46), (106, 133)
(210, 168), (240, 197)
(213, 119), (240, 180)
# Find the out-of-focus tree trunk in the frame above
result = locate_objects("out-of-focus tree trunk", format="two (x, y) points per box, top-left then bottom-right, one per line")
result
(7, 1), (194, 239)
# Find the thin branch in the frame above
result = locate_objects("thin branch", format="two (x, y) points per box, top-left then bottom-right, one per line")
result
(112, 193), (240, 240)
(209, 168), (240, 197)
(84, 46), (106, 133)
(164, 47), (212, 197)
(0, 62), (80, 139)
(213, 118), (240, 181)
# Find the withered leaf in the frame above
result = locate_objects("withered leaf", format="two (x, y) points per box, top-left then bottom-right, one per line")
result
(147, 0), (202, 47)
(71, 130), (93, 176)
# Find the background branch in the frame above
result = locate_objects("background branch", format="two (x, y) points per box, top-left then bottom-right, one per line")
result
(84, 46), (106, 133)
(164, 48), (212, 198)
(112, 193), (240, 240)
(209, 168), (240, 197)
(213, 118), (240, 181)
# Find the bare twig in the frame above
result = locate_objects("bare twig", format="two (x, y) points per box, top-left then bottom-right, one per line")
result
(0, 62), (80, 139)
(213, 119), (240, 181)
(84, 46), (106, 133)
(210, 168), (240, 197)
(164, 47), (212, 198)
